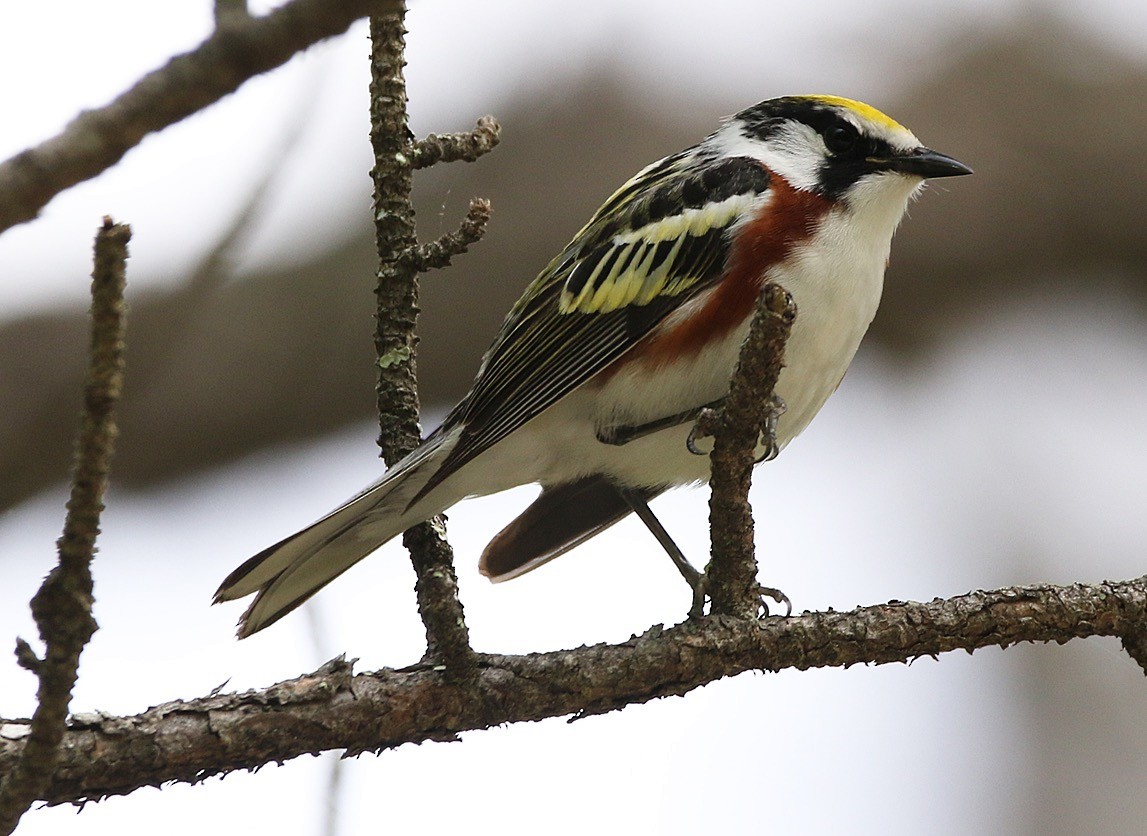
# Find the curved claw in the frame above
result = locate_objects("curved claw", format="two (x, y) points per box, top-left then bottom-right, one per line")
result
(686, 406), (721, 456)
(756, 584), (792, 617)
(754, 395), (787, 463)
(755, 439), (780, 464)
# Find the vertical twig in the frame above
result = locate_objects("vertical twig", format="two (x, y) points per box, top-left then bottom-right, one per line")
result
(0, 218), (129, 834)
(704, 284), (795, 618)
(367, 5), (475, 676)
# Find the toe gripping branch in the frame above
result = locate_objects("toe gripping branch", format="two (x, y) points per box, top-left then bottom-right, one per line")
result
(688, 394), (786, 462)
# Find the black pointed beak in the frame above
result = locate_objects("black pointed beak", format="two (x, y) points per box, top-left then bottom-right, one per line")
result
(871, 148), (973, 179)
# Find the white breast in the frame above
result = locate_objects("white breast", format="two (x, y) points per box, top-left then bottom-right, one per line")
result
(764, 178), (916, 441)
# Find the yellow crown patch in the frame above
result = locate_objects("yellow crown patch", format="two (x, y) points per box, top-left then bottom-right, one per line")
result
(804, 95), (905, 133)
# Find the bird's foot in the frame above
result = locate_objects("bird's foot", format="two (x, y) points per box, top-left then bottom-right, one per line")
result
(685, 575), (791, 619)
(686, 394), (786, 461)
(686, 403), (724, 456)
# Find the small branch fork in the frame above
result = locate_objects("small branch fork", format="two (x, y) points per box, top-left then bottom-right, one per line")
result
(413, 198), (492, 272)
(0, 219), (129, 835)
(368, 5), (499, 679)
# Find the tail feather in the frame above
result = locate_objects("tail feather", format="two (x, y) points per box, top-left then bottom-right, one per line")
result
(215, 431), (456, 638)
(480, 476), (664, 582)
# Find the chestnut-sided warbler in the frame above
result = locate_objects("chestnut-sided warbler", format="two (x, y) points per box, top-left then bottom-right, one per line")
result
(216, 94), (971, 637)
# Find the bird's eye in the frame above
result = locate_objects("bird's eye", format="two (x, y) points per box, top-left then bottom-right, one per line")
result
(823, 124), (859, 156)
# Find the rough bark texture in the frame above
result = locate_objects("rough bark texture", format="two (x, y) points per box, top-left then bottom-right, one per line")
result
(1120, 624), (1147, 674)
(410, 116), (502, 170)
(414, 198), (493, 272)
(2, 576), (1145, 807)
(0, 0), (399, 234)
(705, 284), (797, 617)
(0, 220), (129, 834)
(368, 8), (474, 677)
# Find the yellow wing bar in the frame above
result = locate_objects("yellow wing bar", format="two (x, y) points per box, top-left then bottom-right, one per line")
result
(559, 192), (765, 315)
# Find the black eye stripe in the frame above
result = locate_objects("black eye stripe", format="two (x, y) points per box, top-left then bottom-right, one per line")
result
(736, 99), (885, 159)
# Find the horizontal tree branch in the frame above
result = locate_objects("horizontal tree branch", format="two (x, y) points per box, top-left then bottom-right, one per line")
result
(2, 575), (1145, 806)
(0, 0), (399, 235)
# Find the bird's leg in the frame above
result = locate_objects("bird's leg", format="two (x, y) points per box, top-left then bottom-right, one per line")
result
(618, 488), (793, 619)
(596, 398), (727, 447)
(611, 393), (790, 619)
(618, 488), (707, 617)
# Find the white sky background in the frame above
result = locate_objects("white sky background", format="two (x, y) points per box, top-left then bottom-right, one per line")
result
(3, 1), (1147, 834)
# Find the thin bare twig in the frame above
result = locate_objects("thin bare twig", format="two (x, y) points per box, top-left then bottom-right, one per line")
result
(410, 116), (502, 170)
(0, 0), (399, 235)
(414, 198), (492, 272)
(702, 283), (796, 617)
(3, 575), (1146, 807)
(368, 6), (475, 677)
(0, 218), (129, 834)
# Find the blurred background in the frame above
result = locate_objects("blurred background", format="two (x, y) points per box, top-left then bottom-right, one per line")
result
(3, 0), (1147, 833)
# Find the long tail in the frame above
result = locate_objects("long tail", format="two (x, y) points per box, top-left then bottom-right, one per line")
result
(214, 430), (458, 638)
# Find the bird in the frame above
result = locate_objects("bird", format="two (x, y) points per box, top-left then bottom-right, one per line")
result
(215, 94), (971, 638)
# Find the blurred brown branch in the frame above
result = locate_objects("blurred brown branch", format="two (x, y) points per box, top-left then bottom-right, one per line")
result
(214, 0), (250, 28)
(3, 575), (1146, 807)
(0, 219), (129, 834)
(0, 0), (398, 235)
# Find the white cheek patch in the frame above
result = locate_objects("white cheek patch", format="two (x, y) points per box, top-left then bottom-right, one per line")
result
(708, 122), (822, 193)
